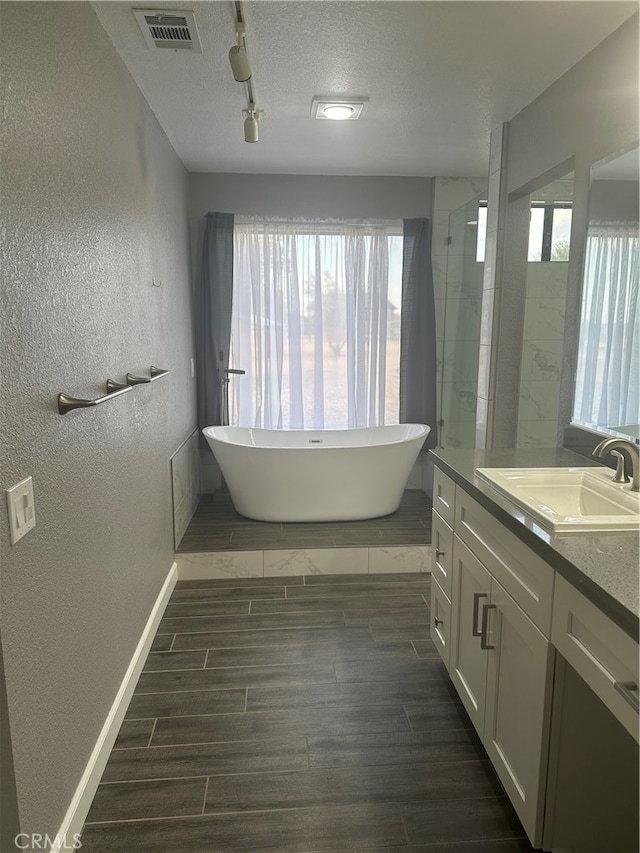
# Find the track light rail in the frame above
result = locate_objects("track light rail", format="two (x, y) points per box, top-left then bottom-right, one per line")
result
(228, 1), (262, 142)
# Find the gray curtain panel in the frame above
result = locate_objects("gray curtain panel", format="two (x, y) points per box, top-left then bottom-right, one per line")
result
(400, 218), (438, 448)
(196, 212), (235, 433)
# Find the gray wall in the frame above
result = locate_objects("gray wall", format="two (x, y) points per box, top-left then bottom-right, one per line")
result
(1, 636), (20, 850)
(189, 172), (433, 220)
(189, 172), (432, 280)
(589, 179), (639, 223)
(505, 14), (639, 196)
(479, 14), (639, 447)
(0, 1), (195, 838)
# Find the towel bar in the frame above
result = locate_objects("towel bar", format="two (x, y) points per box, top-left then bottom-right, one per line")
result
(58, 367), (169, 414)
(58, 381), (131, 415)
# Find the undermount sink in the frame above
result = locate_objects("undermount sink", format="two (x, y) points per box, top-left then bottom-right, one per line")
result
(475, 467), (640, 533)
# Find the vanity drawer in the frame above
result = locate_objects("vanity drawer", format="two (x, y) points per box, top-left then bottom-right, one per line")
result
(431, 509), (454, 599)
(433, 467), (456, 527)
(454, 487), (554, 636)
(551, 575), (639, 743)
(430, 575), (452, 671)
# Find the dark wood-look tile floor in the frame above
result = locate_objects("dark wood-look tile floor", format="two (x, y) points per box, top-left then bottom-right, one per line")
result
(177, 490), (432, 552)
(81, 572), (536, 853)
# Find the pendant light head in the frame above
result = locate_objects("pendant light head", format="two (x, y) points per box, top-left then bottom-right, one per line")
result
(228, 19), (251, 82)
(243, 103), (262, 143)
(229, 43), (251, 82)
(244, 114), (259, 143)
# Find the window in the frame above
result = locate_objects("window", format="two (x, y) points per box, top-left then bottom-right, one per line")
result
(527, 203), (572, 261)
(475, 201), (572, 262)
(229, 219), (403, 429)
(573, 225), (639, 429)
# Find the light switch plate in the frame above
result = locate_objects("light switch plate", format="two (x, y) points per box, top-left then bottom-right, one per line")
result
(6, 476), (36, 545)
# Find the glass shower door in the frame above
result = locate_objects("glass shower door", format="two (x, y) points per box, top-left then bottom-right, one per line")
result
(438, 194), (485, 448)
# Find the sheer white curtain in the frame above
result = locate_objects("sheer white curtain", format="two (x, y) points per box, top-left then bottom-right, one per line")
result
(573, 225), (639, 429)
(229, 218), (403, 429)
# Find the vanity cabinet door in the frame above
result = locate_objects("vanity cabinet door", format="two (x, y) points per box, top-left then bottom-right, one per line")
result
(483, 577), (553, 847)
(430, 575), (452, 670)
(433, 466), (456, 527)
(431, 509), (453, 599)
(449, 535), (491, 734)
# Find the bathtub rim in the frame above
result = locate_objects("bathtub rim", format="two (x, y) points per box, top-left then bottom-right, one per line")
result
(202, 423), (430, 451)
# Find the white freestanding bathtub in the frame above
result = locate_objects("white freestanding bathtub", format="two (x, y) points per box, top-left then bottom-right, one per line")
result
(202, 424), (430, 522)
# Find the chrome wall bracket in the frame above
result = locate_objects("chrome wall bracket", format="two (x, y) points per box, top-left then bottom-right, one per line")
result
(58, 381), (132, 415)
(126, 365), (170, 385)
(57, 367), (169, 414)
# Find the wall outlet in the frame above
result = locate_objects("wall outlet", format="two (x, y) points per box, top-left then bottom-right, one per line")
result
(6, 476), (36, 545)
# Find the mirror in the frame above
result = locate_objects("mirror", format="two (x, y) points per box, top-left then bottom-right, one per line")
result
(517, 172), (574, 448)
(572, 144), (639, 440)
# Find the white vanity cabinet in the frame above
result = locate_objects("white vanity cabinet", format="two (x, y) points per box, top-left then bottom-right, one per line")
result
(431, 461), (639, 853)
(444, 492), (553, 846)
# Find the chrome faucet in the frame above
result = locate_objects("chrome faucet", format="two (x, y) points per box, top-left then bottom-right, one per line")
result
(592, 438), (640, 492)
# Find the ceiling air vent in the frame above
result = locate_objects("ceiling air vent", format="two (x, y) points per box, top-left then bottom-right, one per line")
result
(133, 9), (202, 52)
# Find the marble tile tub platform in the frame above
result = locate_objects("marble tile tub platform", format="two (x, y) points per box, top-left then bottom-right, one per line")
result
(176, 490), (432, 580)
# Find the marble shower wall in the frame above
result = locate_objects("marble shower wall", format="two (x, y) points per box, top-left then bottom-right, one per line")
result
(517, 262), (568, 447)
(517, 175), (572, 448)
(432, 177), (488, 449)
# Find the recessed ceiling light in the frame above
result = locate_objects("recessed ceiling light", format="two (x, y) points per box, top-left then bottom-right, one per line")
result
(323, 105), (355, 121)
(312, 97), (369, 121)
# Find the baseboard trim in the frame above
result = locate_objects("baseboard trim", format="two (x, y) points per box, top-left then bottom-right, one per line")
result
(52, 562), (177, 853)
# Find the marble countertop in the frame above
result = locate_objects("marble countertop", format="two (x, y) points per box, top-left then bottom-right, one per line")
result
(429, 447), (639, 641)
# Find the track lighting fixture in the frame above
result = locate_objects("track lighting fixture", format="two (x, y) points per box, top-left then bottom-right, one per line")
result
(229, 2), (263, 144)
(243, 103), (261, 143)
(228, 21), (251, 82)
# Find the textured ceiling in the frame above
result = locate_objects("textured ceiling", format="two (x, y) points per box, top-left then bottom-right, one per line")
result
(92, 1), (638, 176)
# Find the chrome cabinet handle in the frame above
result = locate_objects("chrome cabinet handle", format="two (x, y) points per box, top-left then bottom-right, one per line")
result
(472, 592), (487, 637)
(480, 603), (497, 650)
(614, 681), (639, 712)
